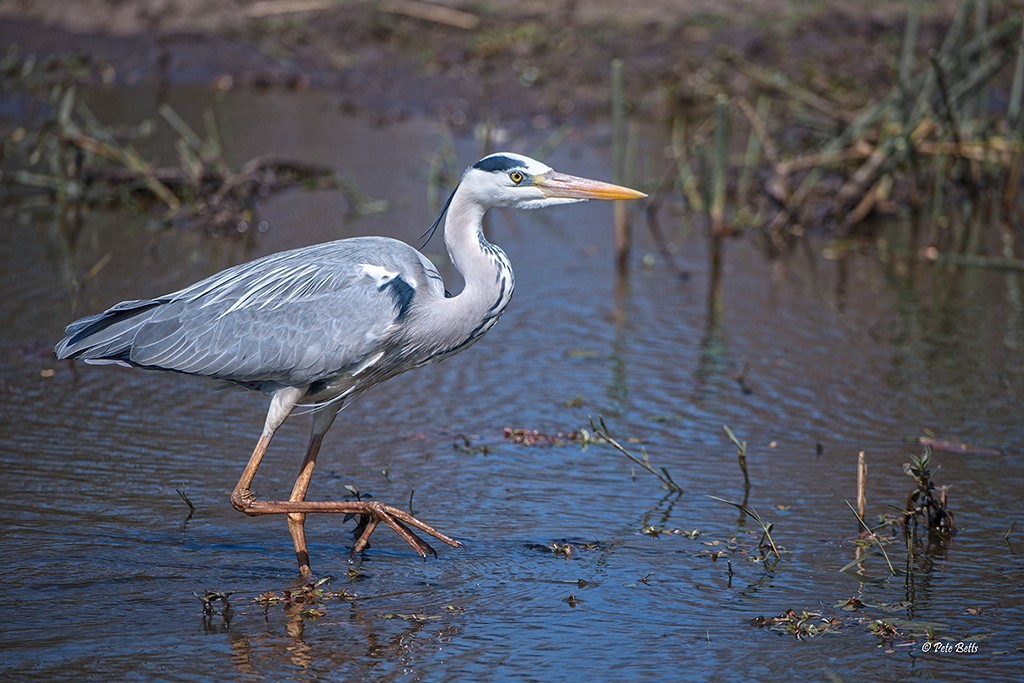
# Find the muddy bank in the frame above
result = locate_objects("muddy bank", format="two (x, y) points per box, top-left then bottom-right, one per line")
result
(0, 0), (973, 126)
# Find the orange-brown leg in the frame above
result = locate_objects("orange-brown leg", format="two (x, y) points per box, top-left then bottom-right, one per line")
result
(285, 434), (322, 578)
(230, 387), (462, 576)
(285, 409), (335, 578)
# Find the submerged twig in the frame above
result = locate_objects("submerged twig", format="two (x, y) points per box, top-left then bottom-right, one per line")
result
(176, 486), (196, 514)
(843, 499), (897, 575)
(194, 590), (233, 621)
(707, 495), (779, 561)
(587, 417), (683, 494)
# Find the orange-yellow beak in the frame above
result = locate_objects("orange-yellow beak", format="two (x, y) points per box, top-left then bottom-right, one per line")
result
(535, 172), (647, 200)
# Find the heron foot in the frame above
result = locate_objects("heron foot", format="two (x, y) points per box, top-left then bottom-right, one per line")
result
(228, 491), (462, 559)
(346, 500), (463, 558)
(230, 488), (259, 515)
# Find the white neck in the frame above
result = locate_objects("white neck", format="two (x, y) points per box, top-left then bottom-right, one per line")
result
(418, 186), (515, 359)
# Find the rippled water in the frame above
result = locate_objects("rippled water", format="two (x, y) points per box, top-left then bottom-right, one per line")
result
(1, 85), (1022, 681)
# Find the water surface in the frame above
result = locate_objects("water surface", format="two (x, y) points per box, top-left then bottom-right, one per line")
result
(1, 84), (1022, 681)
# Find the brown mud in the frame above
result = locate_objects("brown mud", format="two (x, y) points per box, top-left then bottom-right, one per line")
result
(0, 0), (991, 127)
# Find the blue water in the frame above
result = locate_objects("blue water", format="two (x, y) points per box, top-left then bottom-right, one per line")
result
(0, 86), (1022, 681)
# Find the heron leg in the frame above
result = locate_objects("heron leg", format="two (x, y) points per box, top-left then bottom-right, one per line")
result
(285, 410), (337, 578)
(230, 386), (306, 512)
(230, 388), (462, 574)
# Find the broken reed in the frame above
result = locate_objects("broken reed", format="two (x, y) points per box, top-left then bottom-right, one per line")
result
(857, 451), (867, 520)
(651, 4), (1024, 267)
(611, 57), (630, 273)
(723, 425), (751, 498)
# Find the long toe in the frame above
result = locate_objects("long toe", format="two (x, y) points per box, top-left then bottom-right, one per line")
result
(340, 501), (458, 557)
(370, 507), (436, 557)
(380, 504), (462, 549)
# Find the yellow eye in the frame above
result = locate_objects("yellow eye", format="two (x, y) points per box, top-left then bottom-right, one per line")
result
(509, 171), (524, 184)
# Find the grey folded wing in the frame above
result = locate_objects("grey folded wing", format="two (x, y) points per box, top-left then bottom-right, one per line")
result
(54, 237), (445, 388)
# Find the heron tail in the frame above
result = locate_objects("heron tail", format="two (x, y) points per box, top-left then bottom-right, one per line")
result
(54, 299), (161, 363)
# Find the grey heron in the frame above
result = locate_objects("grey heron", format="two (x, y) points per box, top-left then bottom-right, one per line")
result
(55, 152), (645, 576)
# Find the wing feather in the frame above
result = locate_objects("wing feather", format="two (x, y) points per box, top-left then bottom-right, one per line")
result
(55, 237), (446, 388)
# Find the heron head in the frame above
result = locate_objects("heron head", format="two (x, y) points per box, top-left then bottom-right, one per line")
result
(462, 152), (646, 209)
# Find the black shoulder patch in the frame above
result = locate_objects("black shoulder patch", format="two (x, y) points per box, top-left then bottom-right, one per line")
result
(381, 276), (416, 320)
(473, 155), (527, 173)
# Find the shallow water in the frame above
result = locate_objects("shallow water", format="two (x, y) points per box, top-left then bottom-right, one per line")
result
(1, 85), (1023, 681)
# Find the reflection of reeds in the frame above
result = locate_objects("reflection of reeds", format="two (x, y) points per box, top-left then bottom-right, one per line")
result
(1, 52), (383, 233)
(710, 95), (728, 237)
